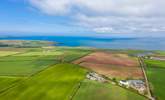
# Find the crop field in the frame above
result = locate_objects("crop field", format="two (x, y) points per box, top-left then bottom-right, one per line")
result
(73, 80), (146, 100)
(0, 64), (87, 100)
(145, 59), (165, 100)
(74, 51), (144, 79)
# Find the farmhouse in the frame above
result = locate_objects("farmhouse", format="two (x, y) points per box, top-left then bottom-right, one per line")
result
(150, 56), (165, 61)
(86, 72), (106, 82)
(119, 80), (129, 87)
(136, 52), (153, 57)
(119, 80), (146, 94)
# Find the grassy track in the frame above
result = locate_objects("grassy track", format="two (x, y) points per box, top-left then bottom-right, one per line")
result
(145, 59), (165, 100)
(0, 63), (87, 100)
(73, 80), (146, 100)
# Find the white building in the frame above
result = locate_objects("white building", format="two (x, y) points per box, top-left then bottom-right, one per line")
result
(86, 72), (106, 82)
(119, 80), (146, 94)
(119, 80), (129, 87)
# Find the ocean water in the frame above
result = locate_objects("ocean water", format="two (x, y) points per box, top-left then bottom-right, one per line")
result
(0, 36), (165, 50)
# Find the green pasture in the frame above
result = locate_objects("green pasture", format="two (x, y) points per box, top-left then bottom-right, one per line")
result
(73, 80), (146, 100)
(0, 60), (57, 76)
(145, 59), (165, 100)
(0, 76), (21, 92)
(13, 47), (92, 62)
(147, 67), (165, 100)
(144, 59), (165, 68)
(0, 64), (87, 100)
(154, 51), (165, 56)
(0, 47), (91, 76)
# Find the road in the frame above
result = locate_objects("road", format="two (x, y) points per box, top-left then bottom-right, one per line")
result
(138, 57), (154, 100)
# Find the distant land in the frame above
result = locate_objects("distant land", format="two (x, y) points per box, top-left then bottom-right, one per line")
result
(0, 36), (164, 50)
(0, 40), (55, 48)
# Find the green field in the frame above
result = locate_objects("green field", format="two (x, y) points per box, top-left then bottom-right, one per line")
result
(0, 47), (91, 76)
(73, 80), (146, 100)
(0, 59), (57, 76)
(145, 59), (165, 68)
(0, 51), (19, 57)
(154, 51), (165, 56)
(16, 51), (63, 56)
(0, 64), (87, 100)
(145, 59), (165, 100)
(0, 47), (155, 100)
(0, 76), (22, 93)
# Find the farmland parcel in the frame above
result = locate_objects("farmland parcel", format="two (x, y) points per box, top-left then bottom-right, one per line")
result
(145, 59), (165, 100)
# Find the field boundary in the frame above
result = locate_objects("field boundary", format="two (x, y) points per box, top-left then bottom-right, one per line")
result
(70, 51), (93, 63)
(0, 50), (30, 58)
(68, 81), (83, 100)
(30, 63), (59, 77)
(139, 57), (154, 100)
(0, 79), (22, 94)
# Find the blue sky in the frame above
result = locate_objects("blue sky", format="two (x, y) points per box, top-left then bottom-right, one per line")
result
(0, 0), (165, 37)
(0, 0), (90, 36)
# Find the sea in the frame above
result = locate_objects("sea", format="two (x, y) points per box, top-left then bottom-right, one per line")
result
(0, 36), (165, 50)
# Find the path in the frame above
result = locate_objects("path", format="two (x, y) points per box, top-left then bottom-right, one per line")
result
(138, 57), (154, 100)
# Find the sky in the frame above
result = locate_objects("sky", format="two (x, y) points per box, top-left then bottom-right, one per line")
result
(0, 0), (165, 37)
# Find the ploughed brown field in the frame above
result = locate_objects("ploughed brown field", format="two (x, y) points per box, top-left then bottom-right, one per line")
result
(73, 51), (144, 79)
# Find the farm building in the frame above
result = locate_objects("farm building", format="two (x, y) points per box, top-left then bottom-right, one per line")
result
(150, 56), (165, 61)
(86, 72), (106, 83)
(119, 80), (146, 94)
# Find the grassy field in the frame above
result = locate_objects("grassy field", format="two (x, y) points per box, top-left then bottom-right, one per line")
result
(154, 51), (165, 56)
(73, 80), (146, 100)
(145, 59), (165, 68)
(0, 59), (57, 76)
(0, 47), (91, 76)
(0, 47), (153, 100)
(145, 59), (165, 100)
(0, 64), (87, 100)
(0, 76), (22, 93)
(16, 51), (63, 56)
(0, 51), (19, 57)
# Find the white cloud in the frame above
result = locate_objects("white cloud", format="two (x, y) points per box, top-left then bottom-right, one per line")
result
(29, 0), (73, 15)
(29, 0), (165, 16)
(29, 0), (165, 35)
(75, 14), (165, 33)
(93, 27), (113, 33)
